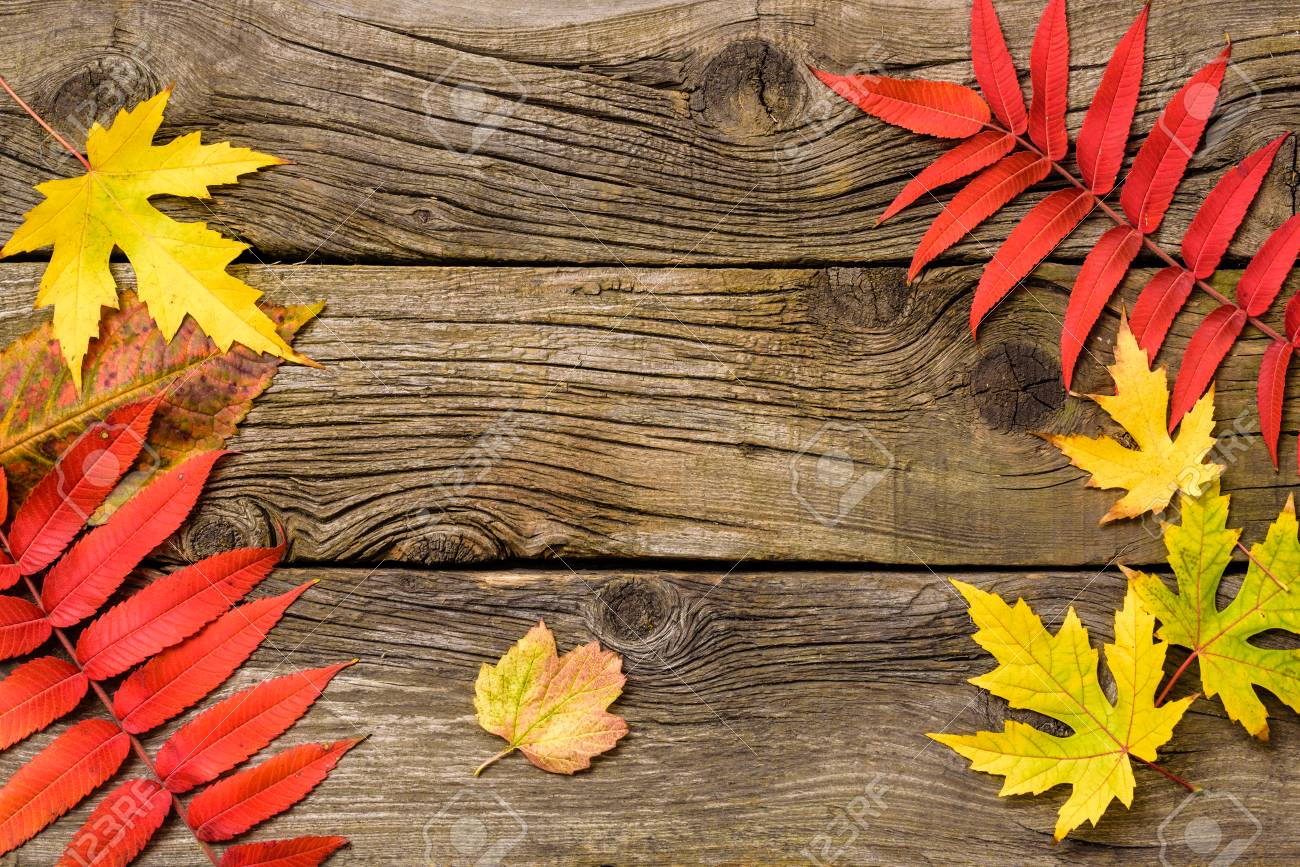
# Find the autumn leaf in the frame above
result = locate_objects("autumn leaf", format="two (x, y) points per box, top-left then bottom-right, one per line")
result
(0, 289), (319, 519)
(931, 581), (1194, 841)
(474, 620), (628, 775)
(819, 0), (1300, 476)
(1, 88), (310, 387)
(1044, 317), (1221, 523)
(0, 406), (355, 860)
(1125, 483), (1300, 740)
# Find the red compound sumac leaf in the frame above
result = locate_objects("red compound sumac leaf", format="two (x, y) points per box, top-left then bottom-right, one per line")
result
(910, 152), (1049, 280)
(0, 719), (129, 855)
(1130, 266), (1196, 360)
(812, 70), (990, 138)
(76, 544), (283, 681)
(1120, 45), (1230, 234)
(1076, 4), (1147, 193)
(1170, 304), (1247, 429)
(1239, 214), (1300, 318)
(1184, 134), (1289, 280)
(879, 131), (1015, 224)
(970, 0), (1026, 134)
(42, 451), (227, 628)
(1027, 0), (1069, 159)
(8, 398), (158, 575)
(221, 835), (349, 867)
(56, 778), (171, 867)
(113, 582), (313, 734)
(972, 188), (1093, 333)
(0, 291), (319, 515)
(188, 739), (361, 842)
(1061, 225), (1143, 387)
(156, 661), (355, 793)
(1258, 340), (1293, 468)
(0, 657), (87, 751)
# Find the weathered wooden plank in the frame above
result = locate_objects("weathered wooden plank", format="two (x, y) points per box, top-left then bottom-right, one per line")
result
(193, 256), (1300, 567)
(7, 565), (1296, 865)
(0, 0), (1294, 265)
(2, 261), (1296, 568)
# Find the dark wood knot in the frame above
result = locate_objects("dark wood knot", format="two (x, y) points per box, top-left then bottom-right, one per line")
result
(44, 55), (159, 171)
(807, 267), (911, 330)
(588, 577), (693, 667)
(970, 342), (1064, 433)
(691, 39), (805, 137)
(170, 499), (273, 561)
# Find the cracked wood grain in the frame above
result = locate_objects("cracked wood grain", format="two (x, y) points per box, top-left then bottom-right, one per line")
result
(7, 565), (1295, 865)
(0, 0), (1294, 266)
(1, 261), (1295, 568)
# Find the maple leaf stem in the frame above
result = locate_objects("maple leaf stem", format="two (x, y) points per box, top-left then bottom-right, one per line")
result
(1156, 649), (1200, 707)
(988, 122), (1287, 345)
(17, 573), (221, 866)
(0, 75), (93, 173)
(1134, 754), (1199, 793)
(474, 747), (515, 777)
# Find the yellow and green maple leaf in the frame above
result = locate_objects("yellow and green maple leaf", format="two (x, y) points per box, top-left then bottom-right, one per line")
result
(2, 88), (309, 387)
(932, 580), (1192, 841)
(1126, 483), (1300, 740)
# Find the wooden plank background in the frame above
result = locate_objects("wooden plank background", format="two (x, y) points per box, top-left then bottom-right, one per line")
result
(0, 0), (1298, 863)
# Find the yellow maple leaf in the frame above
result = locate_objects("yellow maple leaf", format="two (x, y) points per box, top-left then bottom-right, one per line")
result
(931, 580), (1194, 841)
(1126, 482), (1300, 740)
(1043, 317), (1221, 523)
(473, 620), (628, 775)
(1, 88), (309, 388)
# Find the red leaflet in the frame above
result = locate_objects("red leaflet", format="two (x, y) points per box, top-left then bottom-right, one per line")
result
(1238, 214), (1300, 318)
(1129, 266), (1196, 359)
(41, 451), (228, 628)
(1184, 134), (1289, 279)
(1169, 305), (1248, 429)
(1061, 225), (1142, 387)
(1258, 341), (1293, 468)
(0, 657), (87, 751)
(972, 188), (1093, 333)
(7, 398), (159, 575)
(879, 131), (1015, 224)
(1027, 0), (1069, 159)
(113, 582), (313, 734)
(156, 661), (354, 793)
(1288, 291), (1300, 343)
(1075, 5), (1147, 193)
(188, 739), (361, 842)
(56, 778), (171, 867)
(970, 0), (1026, 134)
(221, 835), (349, 867)
(909, 152), (1049, 280)
(76, 544), (284, 681)
(811, 70), (991, 138)
(1120, 46), (1230, 233)
(0, 719), (129, 855)
(0, 596), (52, 660)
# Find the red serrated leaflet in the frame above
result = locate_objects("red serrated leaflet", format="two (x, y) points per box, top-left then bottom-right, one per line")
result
(1061, 225), (1143, 387)
(1027, 0), (1069, 159)
(970, 0), (1026, 133)
(1076, 5), (1147, 193)
(1169, 304), (1247, 429)
(879, 131), (1016, 224)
